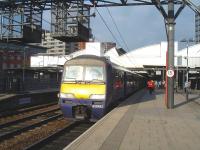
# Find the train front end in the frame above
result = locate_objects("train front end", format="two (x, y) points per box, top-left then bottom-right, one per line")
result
(59, 57), (107, 121)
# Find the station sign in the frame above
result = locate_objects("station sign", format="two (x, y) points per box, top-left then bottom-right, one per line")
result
(18, 97), (31, 105)
(156, 71), (161, 75)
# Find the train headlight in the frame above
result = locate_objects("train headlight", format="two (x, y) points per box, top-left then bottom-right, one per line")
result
(59, 93), (75, 99)
(90, 94), (105, 100)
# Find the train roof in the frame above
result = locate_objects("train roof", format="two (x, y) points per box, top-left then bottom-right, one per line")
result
(64, 55), (111, 65)
(72, 55), (109, 62)
(113, 64), (145, 78)
(64, 55), (145, 78)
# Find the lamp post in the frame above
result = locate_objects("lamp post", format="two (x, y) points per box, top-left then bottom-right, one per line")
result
(180, 38), (194, 101)
(176, 56), (180, 92)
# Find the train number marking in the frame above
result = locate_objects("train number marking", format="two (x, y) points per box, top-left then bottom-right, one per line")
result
(92, 105), (103, 108)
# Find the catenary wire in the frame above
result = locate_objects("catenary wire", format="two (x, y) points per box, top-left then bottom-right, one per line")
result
(105, 7), (138, 68)
(42, 6), (138, 68)
(95, 8), (123, 48)
(106, 7), (129, 51)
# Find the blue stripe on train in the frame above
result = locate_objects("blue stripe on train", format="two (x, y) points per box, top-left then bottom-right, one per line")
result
(59, 98), (105, 120)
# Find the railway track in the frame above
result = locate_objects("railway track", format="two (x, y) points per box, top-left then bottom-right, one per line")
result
(0, 103), (59, 126)
(0, 116), (68, 150)
(0, 102), (94, 150)
(0, 109), (62, 141)
(25, 121), (94, 150)
(0, 102), (58, 118)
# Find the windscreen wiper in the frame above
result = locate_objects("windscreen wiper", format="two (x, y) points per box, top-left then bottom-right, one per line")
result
(86, 79), (105, 84)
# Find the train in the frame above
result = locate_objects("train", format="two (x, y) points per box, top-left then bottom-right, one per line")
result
(58, 55), (146, 121)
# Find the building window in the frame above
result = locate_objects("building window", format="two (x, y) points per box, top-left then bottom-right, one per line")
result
(14, 64), (18, 68)
(2, 63), (7, 69)
(10, 64), (14, 69)
(17, 56), (21, 60)
(10, 56), (14, 60)
(17, 64), (21, 68)
(34, 73), (39, 79)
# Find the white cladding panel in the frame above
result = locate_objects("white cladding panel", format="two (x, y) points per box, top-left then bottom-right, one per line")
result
(118, 42), (178, 67)
(31, 42), (200, 68)
(31, 55), (69, 67)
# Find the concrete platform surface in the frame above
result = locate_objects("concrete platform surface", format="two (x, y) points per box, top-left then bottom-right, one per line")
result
(0, 88), (58, 101)
(0, 93), (16, 101)
(65, 89), (200, 150)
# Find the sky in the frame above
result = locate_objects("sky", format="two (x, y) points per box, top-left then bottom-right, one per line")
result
(43, 1), (200, 52)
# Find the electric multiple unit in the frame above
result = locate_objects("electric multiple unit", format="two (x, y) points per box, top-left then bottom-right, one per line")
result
(58, 55), (145, 121)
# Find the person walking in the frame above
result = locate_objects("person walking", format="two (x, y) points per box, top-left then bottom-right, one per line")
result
(147, 80), (155, 94)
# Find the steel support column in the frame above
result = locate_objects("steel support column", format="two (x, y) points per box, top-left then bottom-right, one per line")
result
(167, 0), (175, 108)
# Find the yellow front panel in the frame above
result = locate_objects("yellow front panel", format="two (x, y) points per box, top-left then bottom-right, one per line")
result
(60, 83), (106, 99)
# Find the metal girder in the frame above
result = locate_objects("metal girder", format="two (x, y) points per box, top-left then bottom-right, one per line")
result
(0, 1), (194, 9)
(151, 0), (189, 21)
(151, 0), (168, 19)
(174, 2), (185, 19)
(85, 0), (184, 7)
(0, 1), (180, 9)
(0, 0), (199, 44)
(120, 0), (127, 5)
(87, 0), (155, 7)
(184, 0), (200, 15)
(51, 0), (90, 42)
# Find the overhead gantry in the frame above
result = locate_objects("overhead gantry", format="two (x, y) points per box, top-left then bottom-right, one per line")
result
(0, 0), (199, 108)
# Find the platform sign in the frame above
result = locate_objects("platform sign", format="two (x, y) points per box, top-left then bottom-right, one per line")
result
(18, 97), (31, 105)
(156, 71), (161, 75)
(166, 69), (174, 78)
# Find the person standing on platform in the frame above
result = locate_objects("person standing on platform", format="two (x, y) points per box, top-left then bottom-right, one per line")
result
(184, 81), (188, 93)
(147, 80), (155, 94)
(188, 80), (191, 93)
(162, 80), (165, 89)
(158, 80), (162, 89)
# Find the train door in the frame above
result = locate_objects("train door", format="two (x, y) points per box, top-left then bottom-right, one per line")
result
(113, 70), (124, 100)
(124, 72), (127, 97)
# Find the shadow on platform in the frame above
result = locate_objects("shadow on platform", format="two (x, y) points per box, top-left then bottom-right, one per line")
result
(118, 89), (159, 108)
(174, 94), (200, 108)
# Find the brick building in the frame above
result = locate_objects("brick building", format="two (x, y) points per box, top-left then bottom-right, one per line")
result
(0, 43), (47, 71)
(0, 51), (22, 70)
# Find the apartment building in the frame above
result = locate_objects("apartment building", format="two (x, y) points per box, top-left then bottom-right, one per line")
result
(41, 31), (85, 55)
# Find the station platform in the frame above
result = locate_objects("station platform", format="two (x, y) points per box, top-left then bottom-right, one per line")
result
(0, 88), (59, 112)
(65, 89), (200, 150)
(0, 88), (58, 101)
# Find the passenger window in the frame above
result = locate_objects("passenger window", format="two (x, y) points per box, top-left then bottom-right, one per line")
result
(63, 66), (83, 81)
(85, 66), (104, 81)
